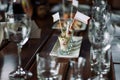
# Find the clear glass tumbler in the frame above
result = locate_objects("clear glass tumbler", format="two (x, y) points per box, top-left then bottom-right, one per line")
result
(70, 57), (86, 80)
(36, 54), (62, 80)
(90, 46), (111, 80)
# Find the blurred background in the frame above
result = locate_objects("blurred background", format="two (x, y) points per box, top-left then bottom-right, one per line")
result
(45, 0), (120, 10)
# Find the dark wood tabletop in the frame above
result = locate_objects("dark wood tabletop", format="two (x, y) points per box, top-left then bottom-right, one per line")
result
(28, 28), (115, 80)
(0, 29), (116, 80)
(0, 13), (117, 80)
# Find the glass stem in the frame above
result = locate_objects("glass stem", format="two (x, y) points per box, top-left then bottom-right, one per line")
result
(98, 47), (104, 79)
(70, 4), (73, 19)
(17, 44), (22, 68)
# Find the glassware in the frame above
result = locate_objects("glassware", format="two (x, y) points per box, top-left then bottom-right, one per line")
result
(70, 57), (86, 80)
(56, 19), (73, 55)
(0, 0), (8, 45)
(0, 0), (7, 22)
(57, 19), (81, 55)
(88, 16), (114, 80)
(58, 33), (71, 55)
(36, 54), (62, 80)
(62, 0), (78, 20)
(3, 0), (33, 79)
(90, 47), (111, 80)
(88, 0), (114, 79)
(4, 14), (32, 79)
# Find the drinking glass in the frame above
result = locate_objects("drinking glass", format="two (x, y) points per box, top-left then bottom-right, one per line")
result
(57, 19), (73, 55)
(88, 11), (114, 80)
(36, 54), (62, 80)
(88, 18), (114, 79)
(58, 35), (71, 55)
(4, 14), (32, 79)
(70, 57), (86, 80)
(0, 0), (8, 45)
(88, 0), (114, 79)
(90, 47), (111, 80)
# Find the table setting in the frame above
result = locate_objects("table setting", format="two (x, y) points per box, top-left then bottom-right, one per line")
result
(50, 36), (83, 58)
(0, 0), (33, 80)
(0, 0), (120, 80)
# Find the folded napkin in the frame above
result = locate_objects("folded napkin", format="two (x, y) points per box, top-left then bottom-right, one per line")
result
(111, 23), (120, 63)
(114, 24), (120, 37)
(111, 43), (120, 63)
(114, 64), (120, 80)
(111, 12), (120, 25)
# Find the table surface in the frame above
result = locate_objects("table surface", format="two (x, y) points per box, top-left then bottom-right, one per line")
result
(0, 30), (115, 80)
(0, 15), (117, 80)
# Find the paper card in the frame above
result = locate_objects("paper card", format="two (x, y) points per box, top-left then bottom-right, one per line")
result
(52, 12), (60, 22)
(72, 0), (79, 7)
(74, 11), (90, 24)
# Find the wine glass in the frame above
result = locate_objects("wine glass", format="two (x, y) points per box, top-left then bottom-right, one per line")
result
(4, 14), (32, 79)
(0, 0), (8, 46)
(88, 6), (114, 80)
(88, 19), (114, 80)
(88, 23), (113, 80)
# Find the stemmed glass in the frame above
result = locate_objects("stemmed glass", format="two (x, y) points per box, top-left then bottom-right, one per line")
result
(4, 14), (32, 79)
(88, 1), (114, 79)
(0, 0), (8, 46)
(88, 17), (114, 80)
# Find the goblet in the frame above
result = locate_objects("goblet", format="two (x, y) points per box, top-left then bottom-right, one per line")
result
(0, 0), (8, 45)
(88, 0), (114, 79)
(88, 16), (114, 80)
(4, 14), (32, 79)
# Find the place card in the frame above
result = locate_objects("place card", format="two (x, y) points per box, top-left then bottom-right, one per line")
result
(52, 12), (60, 22)
(72, 0), (79, 7)
(74, 11), (90, 24)
(50, 36), (83, 58)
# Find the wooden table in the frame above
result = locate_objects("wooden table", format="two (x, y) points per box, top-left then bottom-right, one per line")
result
(0, 28), (115, 80)
(0, 15), (117, 80)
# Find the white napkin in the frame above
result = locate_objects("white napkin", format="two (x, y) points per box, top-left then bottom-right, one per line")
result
(111, 13), (120, 21)
(111, 43), (120, 63)
(114, 64), (120, 80)
(112, 24), (120, 63)
(111, 12), (120, 25)
(114, 24), (120, 37)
